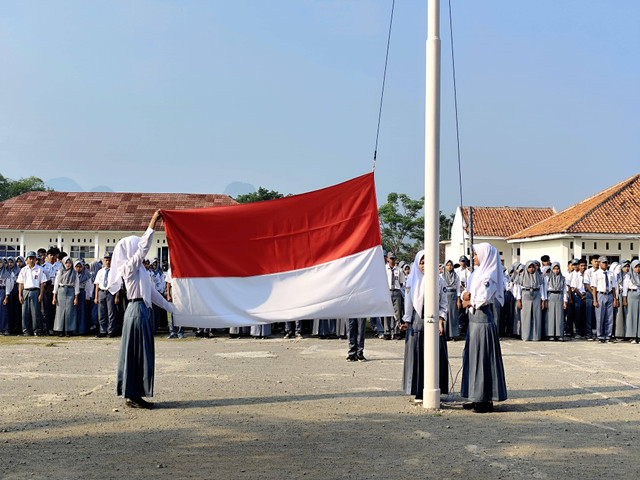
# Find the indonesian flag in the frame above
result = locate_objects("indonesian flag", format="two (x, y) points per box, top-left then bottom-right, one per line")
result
(161, 173), (394, 328)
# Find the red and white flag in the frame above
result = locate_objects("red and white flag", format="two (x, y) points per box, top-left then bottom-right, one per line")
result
(161, 173), (393, 328)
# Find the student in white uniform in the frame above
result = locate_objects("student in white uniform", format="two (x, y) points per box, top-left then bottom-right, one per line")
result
(110, 210), (174, 409)
(623, 260), (640, 343)
(94, 253), (118, 338)
(17, 251), (47, 336)
(591, 256), (618, 343)
(0, 259), (15, 335)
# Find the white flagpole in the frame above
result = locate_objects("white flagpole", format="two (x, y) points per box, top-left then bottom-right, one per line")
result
(423, 0), (441, 410)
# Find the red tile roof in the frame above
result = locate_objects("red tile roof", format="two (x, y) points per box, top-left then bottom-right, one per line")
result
(508, 174), (640, 240)
(461, 207), (555, 237)
(0, 191), (237, 232)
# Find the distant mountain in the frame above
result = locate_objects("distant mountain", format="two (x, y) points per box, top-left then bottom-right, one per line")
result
(46, 177), (84, 192)
(224, 181), (256, 198)
(45, 177), (115, 192)
(89, 185), (114, 192)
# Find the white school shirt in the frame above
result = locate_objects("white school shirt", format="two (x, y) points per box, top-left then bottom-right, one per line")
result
(402, 276), (448, 323)
(386, 264), (405, 290)
(569, 271), (586, 295)
(622, 276), (640, 297)
(455, 267), (471, 292)
(94, 268), (112, 291)
(53, 269), (80, 295)
(583, 267), (596, 286)
(0, 272), (15, 294)
(41, 262), (53, 282)
(17, 265), (46, 289)
(591, 268), (618, 294)
(121, 228), (173, 311)
(469, 275), (500, 309)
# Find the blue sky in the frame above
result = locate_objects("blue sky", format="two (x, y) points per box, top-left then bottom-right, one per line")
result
(1, 1), (638, 214)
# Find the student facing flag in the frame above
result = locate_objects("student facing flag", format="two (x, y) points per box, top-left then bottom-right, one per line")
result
(161, 173), (394, 328)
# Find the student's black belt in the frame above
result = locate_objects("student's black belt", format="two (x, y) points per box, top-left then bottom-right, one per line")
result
(130, 298), (144, 303)
(25, 288), (39, 291)
(522, 287), (539, 291)
(597, 291), (613, 294)
(446, 288), (457, 292)
(548, 290), (562, 293)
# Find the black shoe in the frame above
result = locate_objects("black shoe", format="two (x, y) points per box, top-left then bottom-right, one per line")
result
(384, 334), (391, 340)
(462, 402), (476, 410)
(346, 355), (357, 362)
(96, 333), (107, 338)
(357, 353), (367, 362)
(125, 398), (154, 409)
(108, 333), (117, 338)
(473, 402), (494, 413)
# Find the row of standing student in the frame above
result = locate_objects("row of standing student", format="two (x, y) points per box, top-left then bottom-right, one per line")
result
(0, 251), (169, 337)
(438, 255), (640, 344)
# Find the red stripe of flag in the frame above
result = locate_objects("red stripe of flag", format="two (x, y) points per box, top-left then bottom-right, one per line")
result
(161, 173), (381, 278)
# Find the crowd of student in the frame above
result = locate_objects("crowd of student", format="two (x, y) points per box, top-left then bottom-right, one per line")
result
(0, 248), (168, 338)
(441, 254), (640, 344)
(2, 247), (638, 348)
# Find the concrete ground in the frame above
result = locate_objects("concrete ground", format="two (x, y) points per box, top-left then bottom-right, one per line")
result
(1, 333), (639, 479)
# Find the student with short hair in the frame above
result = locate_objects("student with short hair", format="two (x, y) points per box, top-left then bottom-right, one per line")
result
(17, 251), (46, 336)
(623, 260), (640, 343)
(591, 256), (618, 343)
(94, 253), (118, 337)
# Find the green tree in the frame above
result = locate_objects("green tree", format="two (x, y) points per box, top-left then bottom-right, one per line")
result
(0, 174), (51, 201)
(439, 211), (455, 240)
(235, 187), (285, 204)
(378, 193), (424, 261)
(378, 192), (455, 262)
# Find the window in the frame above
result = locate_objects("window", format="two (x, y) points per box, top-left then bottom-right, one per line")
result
(517, 247), (521, 256)
(0, 244), (19, 257)
(570, 241), (574, 249)
(594, 242), (597, 249)
(70, 245), (92, 259)
(606, 242), (609, 250)
(631, 243), (635, 251)
(618, 242), (622, 250)
(105, 246), (115, 254)
(582, 242), (585, 249)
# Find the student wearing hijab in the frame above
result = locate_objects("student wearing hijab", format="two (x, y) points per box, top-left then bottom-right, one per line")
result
(74, 260), (93, 334)
(510, 263), (524, 337)
(612, 262), (627, 340)
(7, 257), (22, 334)
(109, 210), (174, 409)
(460, 243), (508, 413)
(516, 261), (546, 341)
(545, 262), (567, 341)
(0, 258), (15, 335)
(503, 264), (516, 336)
(441, 260), (460, 340)
(623, 260), (640, 343)
(52, 257), (80, 336)
(89, 261), (101, 331)
(400, 250), (449, 404)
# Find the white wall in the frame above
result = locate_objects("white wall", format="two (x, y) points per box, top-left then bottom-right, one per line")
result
(0, 229), (168, 261)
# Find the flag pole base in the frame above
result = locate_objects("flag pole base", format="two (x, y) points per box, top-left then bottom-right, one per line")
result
(422, 388), (440, 410)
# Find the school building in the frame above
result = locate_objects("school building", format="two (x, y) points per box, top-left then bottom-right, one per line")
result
(443, 173), (640, 266)
(0, 191), (237, 263)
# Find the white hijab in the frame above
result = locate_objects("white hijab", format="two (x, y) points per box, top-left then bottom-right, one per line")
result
(468, 243), (504, 307)
(406, 250), (425, 318)
(107, 235), (153, 307)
